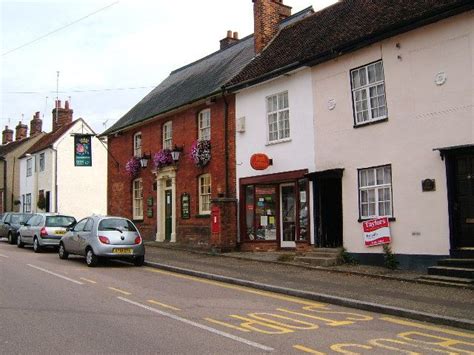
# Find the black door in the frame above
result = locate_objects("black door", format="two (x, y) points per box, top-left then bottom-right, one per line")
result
(165, 190), (172, 242)
(453, 154), (474, 248)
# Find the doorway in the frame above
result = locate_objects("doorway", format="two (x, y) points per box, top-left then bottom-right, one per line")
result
(280, 183), (296, 248)
(165, 189), (172, 241)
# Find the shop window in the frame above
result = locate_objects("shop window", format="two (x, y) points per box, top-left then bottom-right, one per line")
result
(133, 178), (143, 220)
(298, 179), (309, 241)
(247, 185), (277, 241)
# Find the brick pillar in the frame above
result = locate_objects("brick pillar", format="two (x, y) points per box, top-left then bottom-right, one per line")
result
(30, 112), (43, 136)
(210, 197), (237, 252)
(52, 100), (73, 131)
(15, 121), (28, 141)
(2, 126), (13, 144)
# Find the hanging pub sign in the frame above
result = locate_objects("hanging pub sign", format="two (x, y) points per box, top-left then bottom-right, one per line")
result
(250, 153), (272, 170)
(74, 135), (92, 166)
(363, 217), (391, 247)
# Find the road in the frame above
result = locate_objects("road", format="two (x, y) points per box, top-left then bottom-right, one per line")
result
(1, 241), (473, 354)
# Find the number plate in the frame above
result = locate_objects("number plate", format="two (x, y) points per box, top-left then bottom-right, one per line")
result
(112, 248), (133, 255)
(55, 230), (66, 235)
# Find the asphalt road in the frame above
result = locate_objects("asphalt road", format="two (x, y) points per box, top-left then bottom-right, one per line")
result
(1, 241), (473, 354)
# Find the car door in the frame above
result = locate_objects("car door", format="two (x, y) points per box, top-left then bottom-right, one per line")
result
(77, 218), (94, 255)
(0, 213), (10, 237)
(66, 219), (87, 254)
(21, 215), (37, 242)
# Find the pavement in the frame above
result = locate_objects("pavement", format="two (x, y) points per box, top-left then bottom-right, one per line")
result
(143, 241), (474, 331)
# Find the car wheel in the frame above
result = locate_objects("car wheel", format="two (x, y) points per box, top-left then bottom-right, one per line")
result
(133, 255), (145, 267)
(85, 248), (98, 267)
(33, 237), (42, 253)
(7, 232), (14, 245)
(17, 235), (24, 248)
(58, 243), (69, 260)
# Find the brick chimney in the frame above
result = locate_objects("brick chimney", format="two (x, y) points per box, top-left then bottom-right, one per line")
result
(220, 30), (240, 50)
(30, 112), (43, 136)
(15, 121), (28, 141)
(2, 126), (13, 145)
(253, 0), (291, 54)
(52, 100), (73, 131)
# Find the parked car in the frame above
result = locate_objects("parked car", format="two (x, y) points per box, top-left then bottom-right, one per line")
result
(0, 212), (33, 244)
(17, 213), (76, 252)
(58, 215), (145, 267)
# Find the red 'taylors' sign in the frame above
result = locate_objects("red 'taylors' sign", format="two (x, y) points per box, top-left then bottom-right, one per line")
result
(363, 217), (391, 247)
(250, 153), (272, 170)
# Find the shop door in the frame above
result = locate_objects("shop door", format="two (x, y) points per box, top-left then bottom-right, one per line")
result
(280, 184), (296, 248)
(165, 189), (172, 241)
(453, 154), (474, 248)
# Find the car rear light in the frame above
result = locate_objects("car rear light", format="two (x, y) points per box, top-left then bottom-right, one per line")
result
(99, 236), (110, 244)
(40, 227), (48, 237)
(134, 236), (142, 245)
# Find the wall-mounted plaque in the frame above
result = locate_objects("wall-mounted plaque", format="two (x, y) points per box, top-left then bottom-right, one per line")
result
(181, 193), (190, 219)
(422, 179), (436, 192)
(147, 196), (154, 206)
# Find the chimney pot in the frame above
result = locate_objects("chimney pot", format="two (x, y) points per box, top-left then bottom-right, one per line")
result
(2, 125), (14, 145)
(52, 100), (73, 131)
(15, 121), (28, 141)
(30, 111), (43, 136)
(220, 29), (240, 50)
(233, 32), (239, 39)
(227, 30), (233, 38)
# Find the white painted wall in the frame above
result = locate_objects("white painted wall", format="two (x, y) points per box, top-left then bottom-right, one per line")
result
(55, 120), (107, 220)
(19, 156), (36, 212)
(236, 68), (316, 178)
(311, 12), (473, 255)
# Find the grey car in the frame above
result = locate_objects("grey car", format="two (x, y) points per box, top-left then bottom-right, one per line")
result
(18, 213), (76, 252)
(58, 215), (145, 267)
(0, 213), (33, 244)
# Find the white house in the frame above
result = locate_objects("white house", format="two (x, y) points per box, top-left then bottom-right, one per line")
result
(19, 100), (107, 220)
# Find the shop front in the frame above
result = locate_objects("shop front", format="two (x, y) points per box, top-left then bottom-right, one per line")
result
(239, 170), (311, 251)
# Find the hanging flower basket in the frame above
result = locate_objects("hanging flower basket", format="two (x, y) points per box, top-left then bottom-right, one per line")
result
(190, 140), (211, 168)
(153, 149), (173, 169)
(125, 157), (141, 178)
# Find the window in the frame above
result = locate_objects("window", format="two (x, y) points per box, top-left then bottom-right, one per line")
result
(73, 218), (88, 232)
(198, 174), (211, 214)
(133, 178), (143, 220)
(24, 194), (31, 213)
(26, 158), (32, 177)
(133, 132), (142, 157)
(359, 165), (393, 219)
(351, 61), (387, 125)
(83, 219), (94, 232)
(198, 109), (211, 141)
(163, 121), (173, 150)
(266, 91), (290, 142)
(39, 153), (45, 172)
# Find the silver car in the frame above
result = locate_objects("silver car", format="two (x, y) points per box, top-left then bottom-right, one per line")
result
(0, 212), (33, 244)
(18, 213), (76, 252)
(58, 215), (145, 267)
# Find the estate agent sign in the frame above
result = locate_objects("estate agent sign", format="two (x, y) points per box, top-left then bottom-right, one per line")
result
(363, 217), (391, 247)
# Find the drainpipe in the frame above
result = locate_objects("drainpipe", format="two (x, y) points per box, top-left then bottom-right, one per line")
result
(222, 90), (230, 197)
(1, 157), (6, 212)
(11, 157), (16, 211)
(52, 147), (58, 213)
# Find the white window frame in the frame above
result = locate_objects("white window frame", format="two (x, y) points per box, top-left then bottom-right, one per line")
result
(132, 178), (143, 220)
(133, 132), (142, 157)
(198, 109), (211, 141)
(163, 121), (173, 150)
(24, 193), (31, 213)
(39, 153), (45, 172)
(266, 91), (290, 143)
(198, 174), (211, 215)
(26, 158), (33, 177)
(351, 60), (388, 125)
(358, 165), (393, 219)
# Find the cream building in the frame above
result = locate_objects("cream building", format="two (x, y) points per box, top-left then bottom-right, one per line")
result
(19, 101), (107, 219)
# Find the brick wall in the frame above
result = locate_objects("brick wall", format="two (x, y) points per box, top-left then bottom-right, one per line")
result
(107, 95), (237, 248)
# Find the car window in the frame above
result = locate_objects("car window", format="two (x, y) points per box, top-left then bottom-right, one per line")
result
(20, 214), (33, 223)
(34, 216), (44, 226)
(46, 215), (76, 228)
(83, 219), (94, 232)
(4, 214), (11, 223)
(26, 215), (38, 226)
(73, 219), (87, 232)
(98, 218), (137, 232)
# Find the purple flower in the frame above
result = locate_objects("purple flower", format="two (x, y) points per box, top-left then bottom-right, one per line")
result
(125, 157), (140, 178)
(190, 140), (211, 168)
(153, 149), (173, 169)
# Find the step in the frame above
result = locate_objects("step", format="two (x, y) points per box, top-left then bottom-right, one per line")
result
(451, 249), (474, 258)
(428, 266), (474, 279)
(437, 258), (474, 269)
(418, 275), (474, 287)
(303, 252), (343, 258)
(294, 256), (340, 267)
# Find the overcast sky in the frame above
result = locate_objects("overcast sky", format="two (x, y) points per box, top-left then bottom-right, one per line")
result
(1, 0), (337, 135)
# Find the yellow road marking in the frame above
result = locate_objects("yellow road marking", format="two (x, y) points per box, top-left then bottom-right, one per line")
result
(148, 299), (181, 311)
(380, 317), (474, 338)
(293, 344), (326, 354)
(108, 287), (131, 295)
(205, 318), (251, 332)
(80, 277), (97, 284)
(145, 267), (323, 306)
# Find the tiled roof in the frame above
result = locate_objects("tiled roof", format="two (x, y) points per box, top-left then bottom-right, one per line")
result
(103, 35), (255, 135)
(0, 137), (34, 157)
(227, 0), (473, 89)
(25, 120), (79, 155)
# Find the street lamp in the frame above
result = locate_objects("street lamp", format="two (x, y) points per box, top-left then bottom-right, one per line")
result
(140, 153), (151, 168)
(171, 145), (183, 163)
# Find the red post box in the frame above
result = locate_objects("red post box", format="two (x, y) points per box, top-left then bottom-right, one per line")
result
(211, 206), (220, 234)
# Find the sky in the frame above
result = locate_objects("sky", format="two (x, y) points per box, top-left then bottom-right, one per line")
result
(1, 0), (337, 135)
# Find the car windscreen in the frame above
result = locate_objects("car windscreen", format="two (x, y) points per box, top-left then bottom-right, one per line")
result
(10, 214), (32, 224)
(98, 218), (137, 232)
(46, 216), (76, 228)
